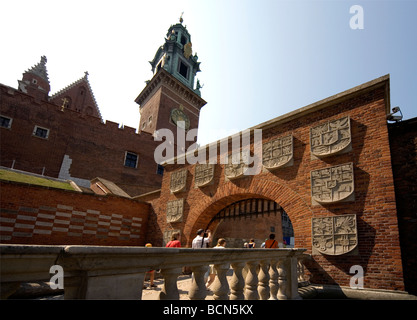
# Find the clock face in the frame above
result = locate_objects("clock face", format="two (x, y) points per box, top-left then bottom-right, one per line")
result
(170, 108), (190, 130)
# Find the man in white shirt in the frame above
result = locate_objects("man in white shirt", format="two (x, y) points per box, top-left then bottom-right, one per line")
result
(192, 229), (211, 248)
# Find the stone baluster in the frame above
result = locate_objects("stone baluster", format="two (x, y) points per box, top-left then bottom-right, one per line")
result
(268, 259), (279, 300)
(277, 258), (288, 300)
(297, 254), (310, 286)
(212, 263), (230, 300)
(244, 261), (259, 300)
(189, 265), (209, 300)
(159, 267), (182, 300)
(297, 259), (304, 282)
(258, 260), (270, 300)
(230, 262), (245, 300)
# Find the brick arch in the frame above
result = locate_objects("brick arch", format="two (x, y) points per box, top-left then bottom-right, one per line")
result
(184, 176), (313, 249)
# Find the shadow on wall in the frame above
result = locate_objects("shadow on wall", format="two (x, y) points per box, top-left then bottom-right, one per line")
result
(145, 207), (164, 247)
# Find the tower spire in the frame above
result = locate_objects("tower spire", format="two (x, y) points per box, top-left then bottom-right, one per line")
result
(26, 55), (49, 83)
(148, 18), (201, 94)
(18, 56), (51, 99)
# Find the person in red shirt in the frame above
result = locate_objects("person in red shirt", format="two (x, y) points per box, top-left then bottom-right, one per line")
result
(166, 233), (181, 247)
(264, 234), (279, 248)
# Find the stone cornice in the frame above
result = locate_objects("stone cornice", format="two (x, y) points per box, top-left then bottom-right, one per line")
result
(135, 69), (206, 110)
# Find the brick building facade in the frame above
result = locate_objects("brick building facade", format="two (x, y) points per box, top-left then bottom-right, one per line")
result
(148, 75), (415, 293)
(0, 58), (164, 196)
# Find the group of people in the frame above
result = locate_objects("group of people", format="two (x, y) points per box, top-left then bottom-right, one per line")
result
(244, 234), (280, 248)
(143, 230), (280, 290)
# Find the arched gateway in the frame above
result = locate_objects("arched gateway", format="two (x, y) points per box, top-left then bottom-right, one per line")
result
(183, 177), (308, 249)
(150, 75), (406, 293)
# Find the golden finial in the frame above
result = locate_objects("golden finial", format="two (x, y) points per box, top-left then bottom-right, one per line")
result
(179, 12), (184, 24)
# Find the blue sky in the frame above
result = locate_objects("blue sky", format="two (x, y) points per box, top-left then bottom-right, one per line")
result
(1, 0), (416, 146)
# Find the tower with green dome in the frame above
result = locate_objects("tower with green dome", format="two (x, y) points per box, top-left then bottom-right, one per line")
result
(148, 14), (202, 95)
(135, 15), (206, 148)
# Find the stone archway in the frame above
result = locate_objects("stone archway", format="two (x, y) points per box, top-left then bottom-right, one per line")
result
(184, 176), (313, 250)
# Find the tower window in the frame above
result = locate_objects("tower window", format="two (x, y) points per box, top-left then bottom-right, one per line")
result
(124, 152), (138, 168)
(178, 60), (189, 79)
(181, 35), (187, 46)
(156, 164), (164, 175)
(0, 116), (12, 129)
(33, 126), (49, 139)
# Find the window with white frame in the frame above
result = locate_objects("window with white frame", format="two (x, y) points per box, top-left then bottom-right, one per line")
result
(33, 125), (50, 139)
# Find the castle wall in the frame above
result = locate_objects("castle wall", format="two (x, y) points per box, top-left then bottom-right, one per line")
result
(150, 77), (406, 292)
(0, 84), (162, 196)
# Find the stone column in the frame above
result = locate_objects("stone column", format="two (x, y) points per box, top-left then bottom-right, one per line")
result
(212, 263), (230, 300)
(258, 260), (270, 300)
(244, 261), (259, 300)
(159, 267), (182, 300)
(230, 262), (245, 300)
(268, 259), (279, 300)
(189, 265), (209, 300)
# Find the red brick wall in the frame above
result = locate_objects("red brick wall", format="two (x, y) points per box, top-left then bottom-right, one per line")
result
(0, 181), (150, 246)
(389, 118), (417, 295)
(139, 84), (202, 151)
(0, 84), (161, 196)
(150, 82), (406, 292)
(49, 79), (101, 118)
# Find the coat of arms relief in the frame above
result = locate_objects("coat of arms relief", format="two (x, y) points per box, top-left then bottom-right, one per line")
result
(166, 199), (184, 223)
(262, 135), (293, 170)
(224, 153), (249, 180)
(312, 214), (358, 255)
(310, 116), (352, 158)
(310, 163), (355, 205)
(170, 169), (187, 193)
(194, 163), (215, 187)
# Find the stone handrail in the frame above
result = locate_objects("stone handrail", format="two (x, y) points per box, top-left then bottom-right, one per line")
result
(0, 244), (307, 300)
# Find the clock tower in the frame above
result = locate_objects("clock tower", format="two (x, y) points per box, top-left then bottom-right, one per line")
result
(135, 15), (206, 151)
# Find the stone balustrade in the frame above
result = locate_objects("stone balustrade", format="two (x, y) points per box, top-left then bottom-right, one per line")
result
(0, 244), (307, 300)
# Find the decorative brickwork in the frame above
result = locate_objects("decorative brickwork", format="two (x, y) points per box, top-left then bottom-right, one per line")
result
(0, 181), (150, 246)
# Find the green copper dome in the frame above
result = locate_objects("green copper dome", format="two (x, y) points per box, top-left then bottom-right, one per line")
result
(149, 16), (201, 95)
